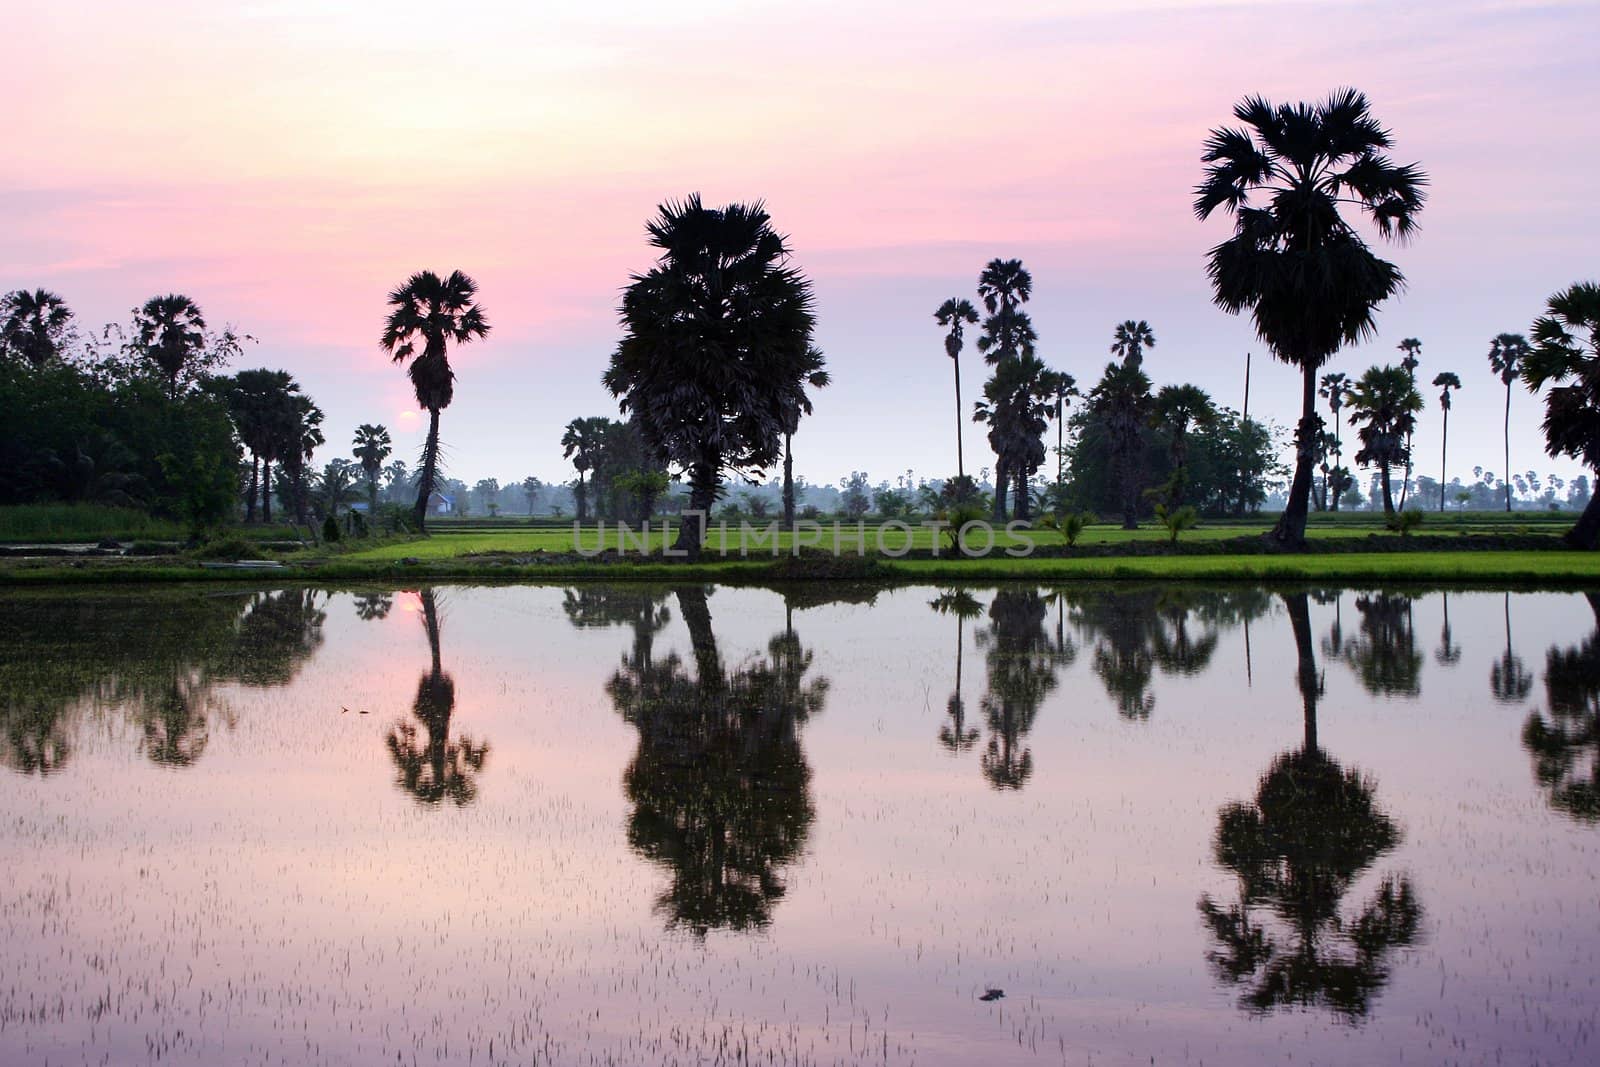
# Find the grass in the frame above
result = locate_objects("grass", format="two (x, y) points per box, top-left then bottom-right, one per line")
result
(0, 504), (188, 543)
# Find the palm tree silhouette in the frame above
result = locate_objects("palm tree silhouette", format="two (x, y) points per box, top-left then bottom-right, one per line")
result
(353, 592), (393, 621)
(976, 589), (1069, 787)
(1349, 364), (1423, 519)
(780, 346), (830, 525)
(1525, 282), (1600, 547)
(1490, 593), (1535, 704)
(1394, 338), (1423, 509)
(1521, 593), (1600, 822)
(386, 590), (489, 806)
(133, 294), (207, 399)
(0, 287), (74, 367)
(1195, 89), (1426, 546)
(561, 416), (608, 522)
(1433, 592), (1461, 667)
(1110, 319), (1155, 371)
(935, 298), (980, 482)
(1486, 333), (1531, 513)
(1198, 592), (1423, 1018)
(1431, 372), (1461, 510)
(931, 590), (984, 753)
(975, 258), (1038, 519)
(1340, 593), (1422, 697)
(380, 270), (491, 532)
(352, 423), (392, 514)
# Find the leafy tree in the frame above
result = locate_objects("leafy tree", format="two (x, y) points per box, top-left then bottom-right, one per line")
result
(1110, 319), (1156, 370)
(520, 475), (542, 515)
(1524, 282), (1600, 548)
(1195, 89), (1426, 545)
(1486, 333), (1531, 512)
(604, 196), (817, 557)
(1348, 364), (1422, 518)
(1431, 372), (1460, 511)
(0, 288), (75, 368)
(317, 458), (361, 522)
(935, 298), (980, 481)
(352, 423), (392, 512)
(838, 470), (871, 518)
(472, 477), (501, 516)
(380, 270), (491, 533)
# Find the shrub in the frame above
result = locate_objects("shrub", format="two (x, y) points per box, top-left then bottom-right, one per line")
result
(1155, 503), (1199, 543)
(322, 514), (341, 543)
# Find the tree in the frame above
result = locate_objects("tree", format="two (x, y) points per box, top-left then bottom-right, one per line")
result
(1394, 338), (1422, 509)
(1524, 282), (1600, 548)
(1431, 372), (1460, 511)
(974, 355), (1058, 520)
(318, 457), (361, 521)
(1051, 372), (1079, 487)
(1348, 364), (1422, 518)
(1086, 359), (1155, 528)
(1110, 319), (1156, 370)
(473, 477), (501, 516)
(211, 368), (291, 521)
(780, 346), (830, 525)
(273, 391), (324, 526)
(603, 196), (816, 557)
(1521, 594), (1600, 821)
(1319, 372), (1353, 510)
(562, 417), (608, 522)
(0, 288), (74, 368)
(133, 294), (208, 400)
(387, 589), (489, 806)
(380, 270), (491, 533)
(1153, 383), (1217, 507)
(1195, 89), (1426, 546)
(1487, 333), (1531, 513)
(521, 475), (542, 515)
(935, 298), (980, 482)
(974, 258), (1038, 519)
(352, 423), (392, 513)
(838, 471), (871, 518)
(931, 591), (985, 753)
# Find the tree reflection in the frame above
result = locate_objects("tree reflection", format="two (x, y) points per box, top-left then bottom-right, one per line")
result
(1198, 592), (1423, 1019)
(1521, 593), (1600, 822)
(353, 592), (394, 621)
(1490, 593), (1534, 704)
(1069, 588), (1238, 719)
(386, 589), (489, 806)
(931, 590), (984, 753)
(1, 589), (326, 775)
(607, 586), (825, 935)
(1433, 592), (1461, 667)
(1340, 593), (1422, 697)
(977, 589), (1069, 788)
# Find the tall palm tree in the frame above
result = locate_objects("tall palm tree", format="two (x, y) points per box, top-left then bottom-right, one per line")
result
(352, 423), (392, 513)
(1394, 338), (1422, 508)
(1052, 372), (1079, 487)
(604, 196), (816, 557)
(133, 294), (207, 399)
(1110, 319), (1156, 370)
(521, 476), (542, 515)
(1524, 282), (1600, 548)
(561, 416), (608, 522)
(780, 346), (830, 525)
(975, 259), (1038, 520)
(380, 270), (490, 532)
(1431, 372), (1460, 511)
(1195, 89), (1426, 546)
(1348, 364), (1423, 518)
(1087, 360), (1155, 528)
(1487, 333), (1531, 512)
(973, 354), (1057, 520)
(935, 298), (979, 482)
(1318, 372), (1352, 510)
(0, 288), (74, 368)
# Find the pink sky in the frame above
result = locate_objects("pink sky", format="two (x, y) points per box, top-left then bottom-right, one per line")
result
(3, 0), (1595, 491)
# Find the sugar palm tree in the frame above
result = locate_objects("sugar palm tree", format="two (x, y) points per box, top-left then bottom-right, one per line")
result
(1487, 333), (1531, 512)
(1051, 372), (1079, 487)
(1524, 282), (1600, 548)
(133, 294), (207, 399)
(973, 354), (1057, 520)
(935, 298), (980, 482)
(352, 423), (392, 513)
(1348, 364), (1423, 518)
(380, 270), (490, 532)
(521, 476), (542, 515)
(1110, 319), (1156, 371)
(780, 346), (830, 525)
(1394, 339), (1422, 508)
(1318, 372), (1353, 510)
(1195, 89), (1426, 546)
(604, 196), (817, 557)
(1153, 383), (1217, 507)
(1431, 372), (1460, 511)
(561, 416), (608, 522)
(975, 259), (1038, 519)
(1087, 360), (1155, 528)
(0, 288), (74, 368)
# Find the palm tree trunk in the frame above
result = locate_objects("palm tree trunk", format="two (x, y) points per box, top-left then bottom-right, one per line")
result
(413, 406), (441, 533)
(261, 459), (272, 523)
(1330, 416), (1342, 512)
(1439, 406), (1448, 512)
(673, 458), (717, 558)
(993, 458), (1009, 521)
(1563, 491), (1600, 550)
(1503, 383), (1513, 513)
(1380, 461), (1395, 518)
(953, 359), (965, 482)
(783, 432), (795, 526)
(675, 585), (721, 687)
(1272, 365), (1319, 547)
(246, 454), (259, 523)
(1014, 467), (1030, 520)
(574, 471), (587, 523)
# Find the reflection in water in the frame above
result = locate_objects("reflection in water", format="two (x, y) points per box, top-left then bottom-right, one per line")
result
(1434, 592), (1462, 667)
(353, 591), (394, 621)
(977, 589), (1070, 788)
(931, 590), (984, 753)
(386, 589), (489, 806)
(0, 589), (325, 774)
(1522, 593), (1600, 823)
(1199, 593), (1422, 1019)
(1341, 593), (1422, 697)
(1069, 589), (1249, 719)
(1491, 593), (1535, 705)
(604, 586), (827, 935)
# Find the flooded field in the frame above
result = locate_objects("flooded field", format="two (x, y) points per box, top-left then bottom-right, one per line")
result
(2, 582), (1597, 1065)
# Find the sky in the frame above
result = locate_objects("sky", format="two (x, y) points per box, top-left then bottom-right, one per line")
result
(2, 0), (1596, 494)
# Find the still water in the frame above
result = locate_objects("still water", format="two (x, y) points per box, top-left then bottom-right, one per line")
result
(1, 582), (1596, 1065)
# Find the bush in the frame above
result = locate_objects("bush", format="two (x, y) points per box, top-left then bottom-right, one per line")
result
(1040, 510), (1093, 547)
(1155, 503), (1199, 543)
(939, 501), (989, 551)
(188, 537), (258, 561)
(1388, 509), (1424, 538)
(322, 514), (341, 543)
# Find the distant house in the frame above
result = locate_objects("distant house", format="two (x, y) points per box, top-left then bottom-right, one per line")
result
(429, 491), (455, 515)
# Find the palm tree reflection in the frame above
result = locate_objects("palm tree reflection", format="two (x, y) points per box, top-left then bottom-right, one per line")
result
(607, 586), (826, 935)
(1198, 592), (1423, 1019)
(386, 589), (489, 806)
(977, 589), (1070, 788)
(1340, 593), (1422, 697)
(1433, 592), (1461, 667)
(931, 590), (984, 753)
(1521, 593), (1600, 822)
(1490, 593), (1534, 704)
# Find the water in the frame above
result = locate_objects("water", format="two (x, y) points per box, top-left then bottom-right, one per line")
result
(1, 582), (1596, 1065)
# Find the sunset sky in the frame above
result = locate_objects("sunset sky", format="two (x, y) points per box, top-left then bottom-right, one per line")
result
(3, 0), (1595, 493)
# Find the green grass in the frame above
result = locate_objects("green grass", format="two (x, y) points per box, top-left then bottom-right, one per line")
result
(0, 504), (188, 543)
